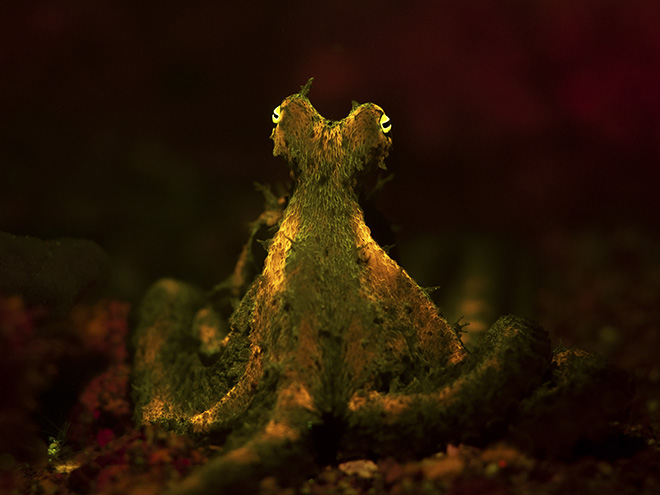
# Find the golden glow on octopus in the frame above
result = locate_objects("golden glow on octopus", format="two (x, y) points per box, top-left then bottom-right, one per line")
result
(262, 215), (300, 292)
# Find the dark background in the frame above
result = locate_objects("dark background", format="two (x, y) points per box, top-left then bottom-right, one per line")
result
(2, 0), (659, 304)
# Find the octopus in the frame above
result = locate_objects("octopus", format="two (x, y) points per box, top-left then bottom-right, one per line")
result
(132, 79), (633, 494)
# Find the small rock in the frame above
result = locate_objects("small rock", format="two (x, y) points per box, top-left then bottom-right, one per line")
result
(0, 231), (110, 319)
(338, 459), (379, 479)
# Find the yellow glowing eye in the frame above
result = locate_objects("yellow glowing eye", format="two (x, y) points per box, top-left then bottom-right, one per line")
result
(379, 113), (391, 134)
(272, 105), (282, 124)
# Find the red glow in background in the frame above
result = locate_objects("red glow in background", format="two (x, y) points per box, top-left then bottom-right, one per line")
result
(1, 0), (658, 299)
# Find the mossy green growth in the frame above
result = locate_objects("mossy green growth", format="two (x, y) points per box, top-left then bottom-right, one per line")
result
(131, 81), (634, 493)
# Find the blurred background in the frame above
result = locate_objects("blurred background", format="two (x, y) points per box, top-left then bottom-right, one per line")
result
(2, 0), (659, 333)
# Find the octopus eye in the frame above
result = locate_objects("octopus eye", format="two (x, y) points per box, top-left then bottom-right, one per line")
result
(272, 105), (282, 124)
(379, 113), (391, 134)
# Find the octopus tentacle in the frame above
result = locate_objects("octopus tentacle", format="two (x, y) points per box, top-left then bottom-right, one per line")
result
(343, 315), (551, 457)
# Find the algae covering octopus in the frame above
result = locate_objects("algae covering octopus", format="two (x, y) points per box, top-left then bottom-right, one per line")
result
(132, 80), (633, 494)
